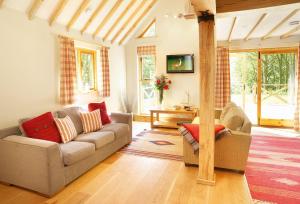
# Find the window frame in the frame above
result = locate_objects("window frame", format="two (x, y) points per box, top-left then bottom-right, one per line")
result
(76, 48), (98, 92)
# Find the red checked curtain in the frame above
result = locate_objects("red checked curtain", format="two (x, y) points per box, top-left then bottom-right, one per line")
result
(137, 45), (156, 56)
(215, 47), (231, 109)
(294, 44), (300, 130)
(100, 46), (110, 97)
(58, 36), (76, 105)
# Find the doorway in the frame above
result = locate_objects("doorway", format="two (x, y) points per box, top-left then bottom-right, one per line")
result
(230, 48), (298, 127)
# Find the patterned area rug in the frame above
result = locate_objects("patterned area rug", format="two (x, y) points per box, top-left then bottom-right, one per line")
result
(246, 134), (300, 204)
(120, 130), (183, 161)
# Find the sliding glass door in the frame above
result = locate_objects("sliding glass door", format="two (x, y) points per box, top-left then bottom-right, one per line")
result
(230, 52), (258, 124)
(259, 50), (297, 127)
(230, 48), (298, 127)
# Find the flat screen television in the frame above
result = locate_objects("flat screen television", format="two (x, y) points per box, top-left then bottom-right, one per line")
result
(166, 54), (194, 73)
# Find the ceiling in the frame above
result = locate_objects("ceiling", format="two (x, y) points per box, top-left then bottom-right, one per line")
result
(1, 0), (300, 45)
(216, 3), (300, 42)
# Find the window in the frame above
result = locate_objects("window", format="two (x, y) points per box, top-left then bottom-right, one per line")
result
(76, 48), (97, 92)
(139, 55), (156, 114)
(138, 19), (156, 38)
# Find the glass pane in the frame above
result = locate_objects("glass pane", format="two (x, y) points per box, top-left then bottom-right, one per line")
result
(261, 52), (296, 120)
(143, 22), (156, 37)
(81, 52), (95, 90)
(140, 55), (156, 114)
(142, 56), (155, 80)
(230, 52), (258, 124)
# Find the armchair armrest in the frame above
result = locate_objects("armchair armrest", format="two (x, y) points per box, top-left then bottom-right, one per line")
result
(0, 136), (65, 196)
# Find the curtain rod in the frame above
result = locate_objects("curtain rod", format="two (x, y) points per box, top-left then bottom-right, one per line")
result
(57, 34), (110, 49)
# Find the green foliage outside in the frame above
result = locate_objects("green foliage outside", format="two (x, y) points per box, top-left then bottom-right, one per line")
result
(81, 53), (94, 89)
(230, 52), (295, 96)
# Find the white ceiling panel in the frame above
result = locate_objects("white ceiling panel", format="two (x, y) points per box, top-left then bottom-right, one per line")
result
(56, 0), (83, 25)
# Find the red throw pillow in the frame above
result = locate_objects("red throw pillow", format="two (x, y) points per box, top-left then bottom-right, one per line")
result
(182, 124), (225, 142)
(21, 112), (62, 143)
(88, 102), (112, 125)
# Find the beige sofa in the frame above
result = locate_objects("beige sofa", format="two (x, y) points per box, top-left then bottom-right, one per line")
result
(183, 102), (252, 172)
(0, 107), (132, 197)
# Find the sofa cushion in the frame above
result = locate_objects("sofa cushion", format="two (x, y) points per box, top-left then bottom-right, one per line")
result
(59, 141), (95, 166)
(75, 131), (114, 149)
(80, 109), (102, 133)
(99, 123), (129, 139)
(88, 102), (112, 125)
(54, 116), (77, 143)
(57, 107), (83, 135)
(21, 112), (62, 143)
(221, 106), (244, 131)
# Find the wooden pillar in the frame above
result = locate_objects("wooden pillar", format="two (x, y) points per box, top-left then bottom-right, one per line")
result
(197, 12), (216, 186)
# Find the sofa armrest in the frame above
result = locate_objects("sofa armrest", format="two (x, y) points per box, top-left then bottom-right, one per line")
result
(0, 136), (65, 196)
(110, 112), (133, 142)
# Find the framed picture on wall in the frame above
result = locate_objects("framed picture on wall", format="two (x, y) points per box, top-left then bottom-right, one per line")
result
(166, 54), (194, 73)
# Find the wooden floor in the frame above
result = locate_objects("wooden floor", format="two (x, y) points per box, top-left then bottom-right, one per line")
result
(0, 152), (252, 204)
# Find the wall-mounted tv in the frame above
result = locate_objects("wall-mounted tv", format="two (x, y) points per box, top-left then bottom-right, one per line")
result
(166, 54), (194, 73)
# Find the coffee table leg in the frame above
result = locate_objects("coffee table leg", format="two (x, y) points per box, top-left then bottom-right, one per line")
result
(150, 111), (154, 129)
(156, 112), (159, 121)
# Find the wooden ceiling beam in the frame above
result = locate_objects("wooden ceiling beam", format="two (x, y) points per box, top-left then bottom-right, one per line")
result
(216, 0), (299, 13)
(228, 16), (237, 42)
(81, 0), (109, 34)
(262, 9), (299, 40)
(27, 0), (44, 20)
(49, 0), (69, 26)
(137, 18), (156, 38)
(280, 24), (300, 39)
(66, 0), (90, 31)
(118, 0), (158, 45)
(111, 0), (147, 44)
(93, 0), (123, 38)
(244, 13), (267, 41)
(103, 0), (137, 41)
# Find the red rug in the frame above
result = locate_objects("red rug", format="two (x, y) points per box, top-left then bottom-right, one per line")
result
(246, 134), (300, 204)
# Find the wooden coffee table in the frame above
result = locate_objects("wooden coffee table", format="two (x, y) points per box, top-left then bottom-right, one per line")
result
(150, 108), (198, 129)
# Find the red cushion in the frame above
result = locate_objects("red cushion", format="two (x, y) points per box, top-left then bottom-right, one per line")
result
(182, 124), (225, 142)
(88, 102), (112, 125)
(21, 112), (62, 143)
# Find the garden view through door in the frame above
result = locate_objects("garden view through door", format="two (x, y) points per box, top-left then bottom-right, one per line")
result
(139, 55), (156, 114)
(230, 52), (258, 124)
(230, 49), (297, 127)
(260, 51), (296, 126)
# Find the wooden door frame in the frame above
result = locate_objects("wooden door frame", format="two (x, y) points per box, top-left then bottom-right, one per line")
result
(258, 48), (298, 127)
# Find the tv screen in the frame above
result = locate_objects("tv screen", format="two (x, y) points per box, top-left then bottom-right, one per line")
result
(166, 54), (194, 73)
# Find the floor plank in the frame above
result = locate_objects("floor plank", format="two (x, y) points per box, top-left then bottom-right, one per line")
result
(0, 153), (252, 204)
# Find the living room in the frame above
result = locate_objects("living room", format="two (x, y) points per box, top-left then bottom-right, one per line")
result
(0, 0), (300, 204)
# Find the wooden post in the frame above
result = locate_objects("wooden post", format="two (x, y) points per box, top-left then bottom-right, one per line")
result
(197, 11), (216, 186)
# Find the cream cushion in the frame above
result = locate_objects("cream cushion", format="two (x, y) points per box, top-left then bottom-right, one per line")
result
(220, 102), (237, 121)
(221, 106), (245, 131)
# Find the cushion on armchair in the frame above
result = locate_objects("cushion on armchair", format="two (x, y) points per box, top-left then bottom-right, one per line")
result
(182, 123), (226, 142)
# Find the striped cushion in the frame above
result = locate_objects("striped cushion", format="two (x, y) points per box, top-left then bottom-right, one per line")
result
(80, 109), (102, 133)
(54, 116), (77, 143)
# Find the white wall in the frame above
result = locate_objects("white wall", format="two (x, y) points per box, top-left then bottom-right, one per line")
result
(125, 0), (200, 113)
(0, 8), (126, 129)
